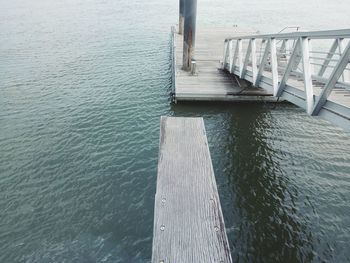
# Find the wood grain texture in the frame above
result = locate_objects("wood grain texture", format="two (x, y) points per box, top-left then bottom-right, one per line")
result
(152, 117), (232, 263)
(174, 27), (273, 101)
(173, 26), (350, 107)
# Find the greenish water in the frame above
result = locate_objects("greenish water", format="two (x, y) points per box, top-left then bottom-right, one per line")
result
(1, 0), (350, 262)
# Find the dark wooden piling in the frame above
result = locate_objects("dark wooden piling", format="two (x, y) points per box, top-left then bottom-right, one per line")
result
(182, 0), (197, 71)
(179, 0), (185, 35)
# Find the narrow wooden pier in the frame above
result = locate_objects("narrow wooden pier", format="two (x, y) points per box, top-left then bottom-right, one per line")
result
(173, 27), (275, 102)
(152, 117), (232, 263)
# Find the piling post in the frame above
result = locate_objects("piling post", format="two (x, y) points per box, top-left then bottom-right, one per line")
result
(179, 0), (185, 35)
(182, 0), (197, 71)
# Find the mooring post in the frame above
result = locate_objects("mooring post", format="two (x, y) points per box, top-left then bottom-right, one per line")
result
(182, 0), (197, 71)
(179, 0), (185, 35)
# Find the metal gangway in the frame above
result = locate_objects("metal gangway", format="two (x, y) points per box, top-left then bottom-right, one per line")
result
(223, 29), (350, 131)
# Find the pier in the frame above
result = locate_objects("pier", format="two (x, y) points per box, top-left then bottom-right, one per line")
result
(152, 0), (350, 261)
(223, 30), (350, 131)
(172, 26), (350, 130)
(172, 26), (275, 102)
(170, 0), (350, 131)
(152, 117), (232, 263)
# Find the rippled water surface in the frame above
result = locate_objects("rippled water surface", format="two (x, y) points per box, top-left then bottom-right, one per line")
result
(1, 0), (350, 262)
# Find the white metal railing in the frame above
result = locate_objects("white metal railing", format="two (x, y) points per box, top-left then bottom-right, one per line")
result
(222, 29), (350, 131)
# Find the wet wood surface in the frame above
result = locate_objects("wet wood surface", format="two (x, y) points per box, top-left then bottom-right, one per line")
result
(174, 27), (274, 101)
(152, 117), (232, 263)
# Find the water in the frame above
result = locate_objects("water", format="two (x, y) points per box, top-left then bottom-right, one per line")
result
(1, 0), (350, 262)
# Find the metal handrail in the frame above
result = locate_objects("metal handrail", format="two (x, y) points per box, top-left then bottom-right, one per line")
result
(277, 26), (300, 34)
(225, 28), (350, 41)
(222, 28), (350, 131)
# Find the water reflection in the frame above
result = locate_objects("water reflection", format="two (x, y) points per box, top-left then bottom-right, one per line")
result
(173, 102), (319, 262)
(222, 103), (318, 262)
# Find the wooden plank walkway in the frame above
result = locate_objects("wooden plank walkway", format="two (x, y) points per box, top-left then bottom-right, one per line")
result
(152, 117), (232, 263)
(174, 27), (275, 102)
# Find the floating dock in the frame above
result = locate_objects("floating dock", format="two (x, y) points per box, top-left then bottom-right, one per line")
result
(152, 117), (232, 263)
(171, 23), (350, 131)
(151, 2), (350, 261)
(172, 27), (275, 102)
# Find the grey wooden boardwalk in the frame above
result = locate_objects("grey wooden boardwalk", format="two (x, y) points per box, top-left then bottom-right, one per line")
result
(152, 117), (232, 263)
(173, 27), (275, 102)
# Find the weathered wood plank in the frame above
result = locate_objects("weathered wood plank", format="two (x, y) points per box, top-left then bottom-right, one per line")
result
(152, 117), (232, 263)
(173, 27), (274, 102)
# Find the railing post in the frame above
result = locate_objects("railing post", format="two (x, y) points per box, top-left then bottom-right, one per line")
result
(278, 40), (286, 65)
(179, 0), (185, 35)
(285, 39), (291, 60)
(308, 39), (315, 75)
(228, 40), (233, 73)
(222, 40), (228, 69)
(237, 39), (243, 77)
(230, 40), (239, 73)
(241, 40), (252, 78)
(182, 0), (197, 71)
(270, 38), (279, 96)
(300, 37), (314, 115)
(338, 38), (350, 82)
(251, 38), (257, 84)
(280, 40), (286, 54)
